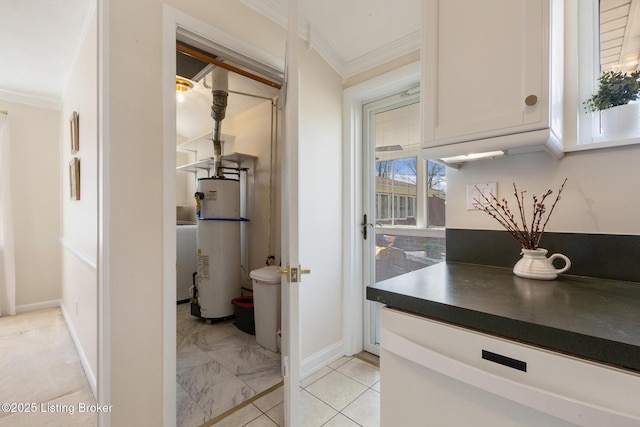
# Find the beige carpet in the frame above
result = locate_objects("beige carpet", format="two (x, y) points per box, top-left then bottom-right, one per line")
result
(0, 308), (96, 427)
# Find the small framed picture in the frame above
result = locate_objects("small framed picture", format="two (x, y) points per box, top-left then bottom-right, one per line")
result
(70, 111), (79, 153)
(69, 157), (80, 200)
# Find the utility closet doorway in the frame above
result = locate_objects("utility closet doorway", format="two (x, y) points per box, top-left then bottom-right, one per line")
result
(173, 28), (284, 426)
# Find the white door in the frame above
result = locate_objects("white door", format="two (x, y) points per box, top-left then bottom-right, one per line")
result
(362, 92), (422, 355)
(281, 0), (301, 425)
(362, 90), (447, 354)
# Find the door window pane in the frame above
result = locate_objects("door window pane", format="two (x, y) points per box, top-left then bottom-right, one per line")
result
(427, 160), (446, 227)
(369, 97), (446, 282)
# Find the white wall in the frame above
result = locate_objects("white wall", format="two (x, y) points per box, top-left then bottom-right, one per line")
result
(298, 42), (345, 364)
(103, 0), (344, 423)
(446, 144), (640, 236)
(224, 100), (281, 278)
(60, 8), (98, 393)
(0, 100), (61, 310)
(103, 0), (164, 423)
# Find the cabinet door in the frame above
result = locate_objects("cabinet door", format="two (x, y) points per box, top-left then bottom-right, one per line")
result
(423, 0), (549, 148)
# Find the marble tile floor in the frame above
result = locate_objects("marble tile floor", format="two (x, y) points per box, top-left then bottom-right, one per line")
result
(208, 354), (381, 427)
(0, 308), (97, 427)
(177, 302), (283, 427)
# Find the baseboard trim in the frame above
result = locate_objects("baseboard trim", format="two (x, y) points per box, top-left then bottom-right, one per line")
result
(60, 303), (97, 399)
(301, 341), (345, 379)
(16, 299), (60, 314)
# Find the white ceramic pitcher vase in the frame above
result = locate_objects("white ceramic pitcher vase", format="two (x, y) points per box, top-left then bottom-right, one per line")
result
(513, 248), (570, 280)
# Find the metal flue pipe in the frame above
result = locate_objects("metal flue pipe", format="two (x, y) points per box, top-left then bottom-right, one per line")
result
(210, 67), (229, 177)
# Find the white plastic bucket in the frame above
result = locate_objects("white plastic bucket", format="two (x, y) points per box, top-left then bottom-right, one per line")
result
(250, 266), (281, 352)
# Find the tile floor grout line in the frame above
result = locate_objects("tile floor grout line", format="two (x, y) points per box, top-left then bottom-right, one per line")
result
(205, 353), (382, 426)
(262, 408), (282, 427)
(177, 304), (283, 426)
(200, 381), (284, 426)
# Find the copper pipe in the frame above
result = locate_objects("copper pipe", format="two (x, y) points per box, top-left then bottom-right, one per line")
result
(176, 42), (282, 90)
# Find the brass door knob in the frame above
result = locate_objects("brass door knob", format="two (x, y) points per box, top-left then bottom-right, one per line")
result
(525, 95), (538, 106)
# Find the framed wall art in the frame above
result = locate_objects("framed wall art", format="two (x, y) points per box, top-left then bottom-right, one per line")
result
(69, 157), (80, 200)
(70, 111), (79, 153)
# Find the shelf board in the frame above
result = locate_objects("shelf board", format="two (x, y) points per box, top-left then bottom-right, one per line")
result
(176, 131), (235, 153)
(176, 152), (257, 174)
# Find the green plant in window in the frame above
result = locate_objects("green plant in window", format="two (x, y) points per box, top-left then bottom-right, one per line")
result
(583, 70), (640, 113)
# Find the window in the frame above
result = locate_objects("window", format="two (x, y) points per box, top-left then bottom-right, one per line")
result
(375, 158), (417, 225)
(574, 0), (640, 149)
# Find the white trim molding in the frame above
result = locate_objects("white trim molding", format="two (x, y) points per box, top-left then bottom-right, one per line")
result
(61, 239), (97, 269)
(344, 31), (421, 79)
(16, 299), (60, 314)
(301, 341), (345, 379)
(61, 303), (97, 398)
(0, 88), (61, 110)
(240, 0), (420, 80)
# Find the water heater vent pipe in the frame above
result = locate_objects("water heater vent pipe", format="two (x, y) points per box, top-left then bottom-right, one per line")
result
(210, 67), (229, 177)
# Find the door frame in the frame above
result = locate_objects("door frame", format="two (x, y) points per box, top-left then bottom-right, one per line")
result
(361, 90), (421, 355)
(342, 62), (420, 356)
(281, 0), (301, 423)
(161, 7), (285, 425)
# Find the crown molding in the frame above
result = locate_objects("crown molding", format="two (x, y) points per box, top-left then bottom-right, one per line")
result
(0, 88), (61, 110)
(306, 24), (346, 76)
(242, 0), (288, 29)
(241, 0), (420, 80)
(343, 31), (421, 79)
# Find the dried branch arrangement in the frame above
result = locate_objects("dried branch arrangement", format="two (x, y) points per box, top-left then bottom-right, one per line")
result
(473, 179), (567, 250)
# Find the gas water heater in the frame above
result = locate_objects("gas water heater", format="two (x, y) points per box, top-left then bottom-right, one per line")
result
(192, 177), (243, 321)
(190, 66), (245, 322)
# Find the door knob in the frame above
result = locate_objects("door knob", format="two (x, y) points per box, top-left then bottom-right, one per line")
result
(524, 95), (537, 106)
(277, 264), (310, 283)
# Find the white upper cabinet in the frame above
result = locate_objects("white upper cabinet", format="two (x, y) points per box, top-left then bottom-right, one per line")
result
(421, 0), (564, 165)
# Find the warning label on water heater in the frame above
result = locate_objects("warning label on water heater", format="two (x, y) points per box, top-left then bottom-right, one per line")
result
(198, 255), (210, 279)
(206, 191), (217, 201)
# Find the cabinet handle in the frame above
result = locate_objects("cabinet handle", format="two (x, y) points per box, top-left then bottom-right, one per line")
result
(525, 95), (538, 106)
(482, 350), (527, 372)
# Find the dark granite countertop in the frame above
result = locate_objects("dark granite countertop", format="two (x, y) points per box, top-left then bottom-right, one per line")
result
(367, 262), (640, 372)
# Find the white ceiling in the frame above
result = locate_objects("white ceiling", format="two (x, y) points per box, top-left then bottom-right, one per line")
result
(0, 0), (419, 108)
(0, 0), (93, 106)
(241, 0), (421, 78)
(3, 1), (639, 110)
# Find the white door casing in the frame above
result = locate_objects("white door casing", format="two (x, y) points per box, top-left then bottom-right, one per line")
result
(281, 0), (301, 424)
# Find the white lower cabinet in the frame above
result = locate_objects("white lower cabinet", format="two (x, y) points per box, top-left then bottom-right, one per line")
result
(380, 307), (640, 427)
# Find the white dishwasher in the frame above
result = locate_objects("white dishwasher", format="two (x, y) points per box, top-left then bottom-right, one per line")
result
(380, 307), (640, 427)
